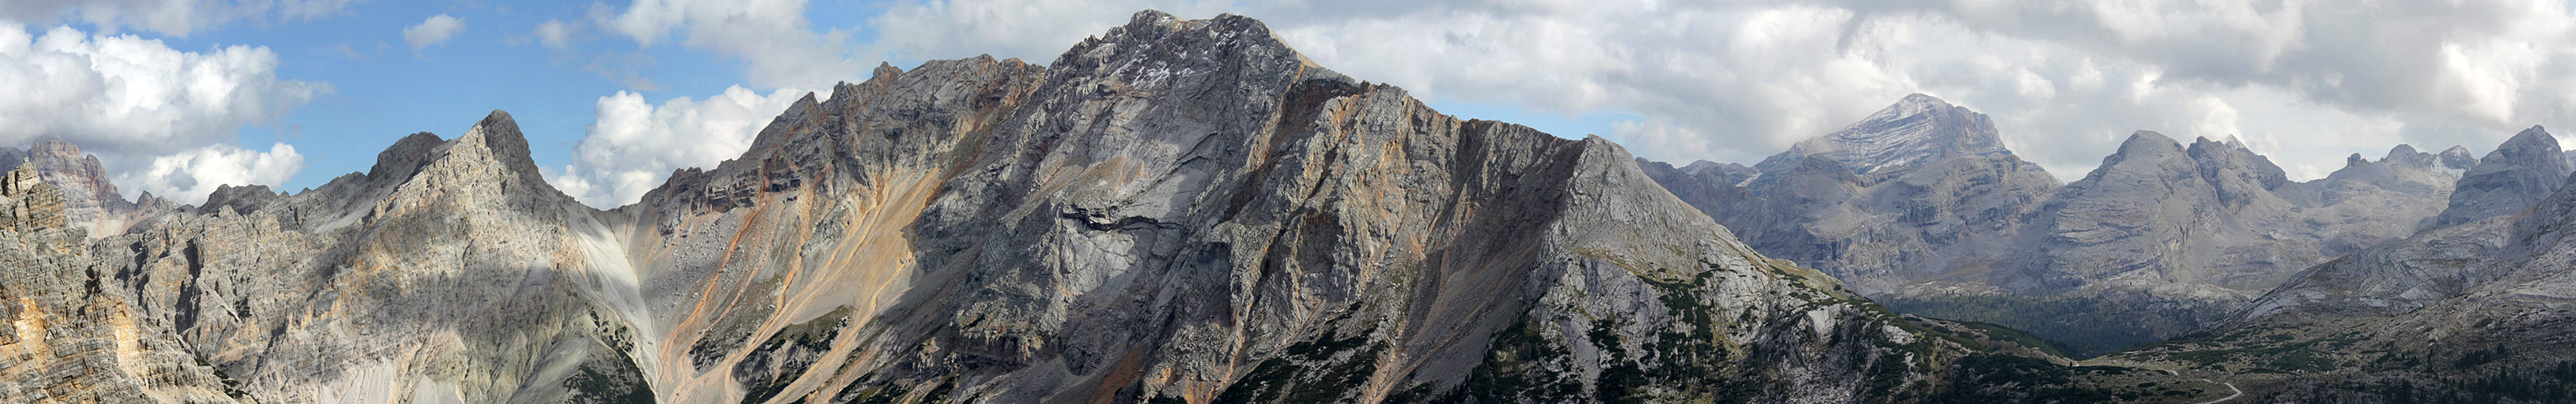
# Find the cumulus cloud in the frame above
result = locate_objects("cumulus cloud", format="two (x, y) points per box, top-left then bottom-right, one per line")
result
(117, 143), (304, 204)
(593, 0), (861, 88)
(0, 22), (324, 198)
(850, 0), (2576, 181)
(403, 14), (465, 51)
(0, 0), (358, 36)
(549, 86), (809, 208)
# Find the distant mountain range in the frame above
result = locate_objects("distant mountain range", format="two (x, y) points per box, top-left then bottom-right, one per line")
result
(1640, 95), (2566, 356)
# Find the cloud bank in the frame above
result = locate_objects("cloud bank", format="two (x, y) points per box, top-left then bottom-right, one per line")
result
(0, 22), (325, 204)
(846, 0), (2576, 181)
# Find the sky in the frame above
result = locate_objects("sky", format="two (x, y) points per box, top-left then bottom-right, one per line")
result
(2, 0), (2574, 209)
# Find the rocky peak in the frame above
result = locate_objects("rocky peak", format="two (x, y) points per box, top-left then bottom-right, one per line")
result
(367, 132), (448, 181)
(2082, 130), (2185, 176)
(2186, 135), (2290, 190)
(2378, 144), (2438, 168)
(2429, 125), (2572, 228)
(1754, 93), (2010, 176)
(2439, 145), (2479, 170)
(459, 110), (550, 185)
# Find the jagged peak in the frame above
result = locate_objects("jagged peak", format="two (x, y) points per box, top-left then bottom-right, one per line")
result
(2439, 145), (2479, 170)
(1063, 10), (1295, 78)
(454, 110), (552, 184)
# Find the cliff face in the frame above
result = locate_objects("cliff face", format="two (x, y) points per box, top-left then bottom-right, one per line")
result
(0, 163), (245, 403)
(0, 9), (2229, 404)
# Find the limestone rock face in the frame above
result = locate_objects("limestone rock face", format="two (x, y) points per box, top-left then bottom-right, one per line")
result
(0, 142), (174, 237)
(0, 165), (67, 232)
(0, 193), (243, 402)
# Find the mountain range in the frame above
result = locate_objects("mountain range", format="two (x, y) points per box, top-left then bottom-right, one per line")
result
(0, 11), (2241, 404)
(1640, 95), (2564, 356)
(2, 9), (2574, 404)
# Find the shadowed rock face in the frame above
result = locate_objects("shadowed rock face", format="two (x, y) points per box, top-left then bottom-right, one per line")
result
(0, 10), (2211, 404)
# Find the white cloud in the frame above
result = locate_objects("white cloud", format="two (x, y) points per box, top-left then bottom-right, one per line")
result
(549, 86), (809, 208)
(0, 0), (359, 37)
(0, 22), (324, 195)
(594, 0), (860, 88)
(117, 143), (304, 204)
(848, 0), (2576, 181)
(403, 14), (465, 51)
(531, 18), (574, 49)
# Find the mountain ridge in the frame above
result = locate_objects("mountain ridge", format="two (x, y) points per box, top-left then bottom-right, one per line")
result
(0, 10), (2232, 404)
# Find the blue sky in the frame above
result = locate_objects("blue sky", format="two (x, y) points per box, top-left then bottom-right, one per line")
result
(5, 1), (2574, 208)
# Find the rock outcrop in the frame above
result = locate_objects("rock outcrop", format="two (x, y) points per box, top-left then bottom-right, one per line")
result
(0, 165), (67, 232)
(14, 10), (2234, 404)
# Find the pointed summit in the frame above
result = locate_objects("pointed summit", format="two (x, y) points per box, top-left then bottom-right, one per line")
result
(1755, 93), (2010, 175)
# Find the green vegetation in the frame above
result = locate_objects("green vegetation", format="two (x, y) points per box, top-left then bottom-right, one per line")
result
(1211, 327), (1384, 404)
(1878, 294), (2208, 357)
(1426, 318), (1585, 404)
(564, 344), (656, 404)
(1949, 320), (2079, 359)
(1926, 355), (2117, 403)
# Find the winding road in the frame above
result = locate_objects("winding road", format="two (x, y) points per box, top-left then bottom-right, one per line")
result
(2191, 378), (2244, 404)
